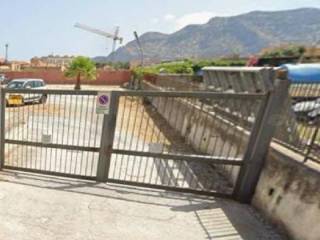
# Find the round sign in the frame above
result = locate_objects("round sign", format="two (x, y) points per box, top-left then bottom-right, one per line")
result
(98, 95), (109, 105)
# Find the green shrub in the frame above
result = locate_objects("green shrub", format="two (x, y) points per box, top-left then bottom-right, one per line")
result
(261, 45), (306, 58)
(133, 59), (246, 76)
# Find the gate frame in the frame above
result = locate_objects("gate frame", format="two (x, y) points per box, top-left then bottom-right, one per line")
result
(0, 68), (290, 202)
(97, 69), (289, 201)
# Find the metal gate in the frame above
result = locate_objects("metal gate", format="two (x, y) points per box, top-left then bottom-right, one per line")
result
(0, 68), (289, 202)
(1, 90), (104, 180)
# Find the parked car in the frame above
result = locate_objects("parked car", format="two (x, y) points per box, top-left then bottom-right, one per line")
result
(308, 107), (320, 122)
(0, 74), (9, 85)
(292, 98), (320, 121)
(6, 78), (47, 106)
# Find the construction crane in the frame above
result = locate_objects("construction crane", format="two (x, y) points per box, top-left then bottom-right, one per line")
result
(74, 23), (123, 60)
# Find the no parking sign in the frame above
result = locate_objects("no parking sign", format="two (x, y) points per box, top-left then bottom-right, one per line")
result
(96, 92), (111, 114)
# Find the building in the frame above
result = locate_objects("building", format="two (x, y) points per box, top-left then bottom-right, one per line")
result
(302, 46), (320, 62)
(31, 55), (76, 68)
(0, 55), (30, 71)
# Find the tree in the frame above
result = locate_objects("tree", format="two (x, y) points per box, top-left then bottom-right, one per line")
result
(261, 45), (306, 58)
(65, 56), (96, 90)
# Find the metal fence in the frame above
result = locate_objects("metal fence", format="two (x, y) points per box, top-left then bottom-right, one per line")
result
(274, 83), (320, 164)
(108, 91), (265, 197)
(2, 90), (104, 179)
(202, 67), (320, 165)
(0, 67), (289, 202)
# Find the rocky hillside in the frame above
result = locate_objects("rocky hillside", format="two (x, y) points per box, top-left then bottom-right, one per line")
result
(97, 8), (320, 62)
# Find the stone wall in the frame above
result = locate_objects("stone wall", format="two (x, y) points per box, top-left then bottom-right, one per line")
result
(3, 69), (131, 85)
(252, 145), (320, 240)
(144, 73), (202, 91)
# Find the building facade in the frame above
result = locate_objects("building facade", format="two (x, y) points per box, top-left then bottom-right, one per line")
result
(31, 55), (76, 67)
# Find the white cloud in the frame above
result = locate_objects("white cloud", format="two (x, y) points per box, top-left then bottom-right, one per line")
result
(175, 11), (216, 30)
(164, 14), (176, 21)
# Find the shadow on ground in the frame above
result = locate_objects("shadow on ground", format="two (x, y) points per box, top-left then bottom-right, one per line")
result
(0, 170), (285, 240)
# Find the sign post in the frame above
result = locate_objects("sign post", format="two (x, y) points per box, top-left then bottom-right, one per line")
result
(96, 92), (111, 114)
(96, 91), (119, 182)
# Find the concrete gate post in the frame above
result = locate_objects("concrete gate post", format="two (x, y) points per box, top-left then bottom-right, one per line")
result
(233, 70), (290, 203)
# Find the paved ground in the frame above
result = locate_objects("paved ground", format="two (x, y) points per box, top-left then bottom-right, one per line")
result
(0, 85), (286, 239)
(0, 170), (285, 240)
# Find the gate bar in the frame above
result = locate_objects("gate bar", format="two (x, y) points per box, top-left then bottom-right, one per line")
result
(3, 88), (265, 99)
(4, 166), (96, 181)
(0, 88), (5, 169)
(112, 149), (243, 165)
(107, 178), (233, 199)
(5, 139), (100, 152)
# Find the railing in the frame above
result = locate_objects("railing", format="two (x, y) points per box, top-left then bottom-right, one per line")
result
(201, 67), (320, 165)
(144, 67), (291, 202)
(273, 83), (320, 164)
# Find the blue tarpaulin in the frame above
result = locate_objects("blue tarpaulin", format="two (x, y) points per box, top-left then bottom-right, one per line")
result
(281, 64), (320, 84)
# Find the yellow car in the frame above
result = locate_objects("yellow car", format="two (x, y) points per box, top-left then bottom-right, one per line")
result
(6, 79), (47, 106)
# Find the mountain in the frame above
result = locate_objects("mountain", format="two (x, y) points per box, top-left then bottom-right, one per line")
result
(98, 8), (320, 62)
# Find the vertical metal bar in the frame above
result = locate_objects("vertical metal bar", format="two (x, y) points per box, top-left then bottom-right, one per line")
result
(0, 88), (6, 169)
(61, 94), (68, 173)
(130, 97), (146, 181)
(67, 94), (73, 173)
(81, 95), (90, 175)
(304, 125), (319, 162)
(50, 94), (56, 172)
(233, 71), (290, 203)
(74, 95), (84, 175)
(96, 92), (119, 182)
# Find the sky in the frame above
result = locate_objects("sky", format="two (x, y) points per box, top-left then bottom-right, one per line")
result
(0, 0), (320, 60)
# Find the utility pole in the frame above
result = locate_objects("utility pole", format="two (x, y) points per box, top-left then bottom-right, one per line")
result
(134, 31), (144, 67)
(133, 31), (144, 90)
(4, 43), (9, 63)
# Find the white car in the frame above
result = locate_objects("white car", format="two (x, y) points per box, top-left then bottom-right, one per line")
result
(6, 78), (47, 106)
(293, 98), (320, 113)
(293, 98), (320, 121)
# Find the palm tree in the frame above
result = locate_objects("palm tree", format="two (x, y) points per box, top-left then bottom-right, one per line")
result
(65, 56), (96, 90)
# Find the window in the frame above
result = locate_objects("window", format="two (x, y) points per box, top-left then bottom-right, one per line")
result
(24, 82), (33, 88)
(7, 81), (24, 89)
(32, 81), (38, 88)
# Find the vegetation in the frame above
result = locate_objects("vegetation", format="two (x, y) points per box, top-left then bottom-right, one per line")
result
(95, 61), (130, 70)
(133, 59), (246, 76)
(261, 45), (306, 58)
(191, 59), (246, 73)
(65, 57), (96, 90)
